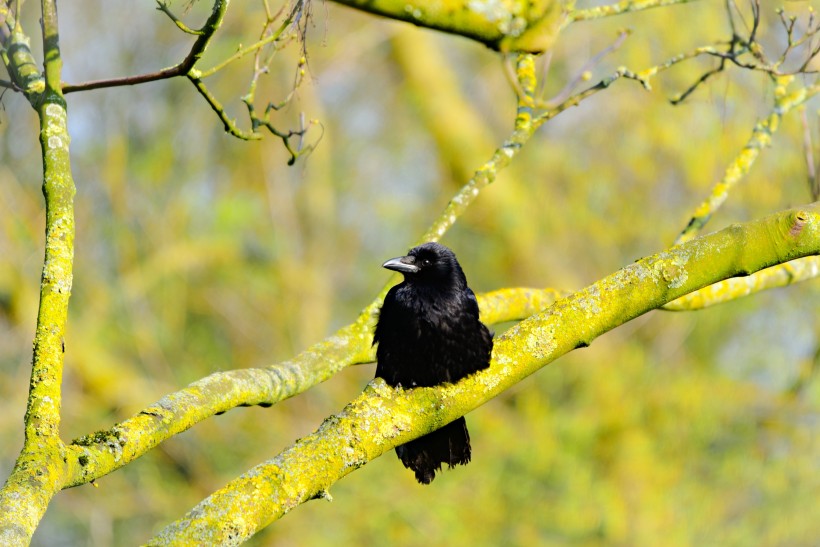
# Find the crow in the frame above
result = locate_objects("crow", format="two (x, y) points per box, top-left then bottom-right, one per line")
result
(374, 242), (493, 484)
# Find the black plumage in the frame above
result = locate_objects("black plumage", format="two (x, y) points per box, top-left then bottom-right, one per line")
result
(374, 242), (493, 484)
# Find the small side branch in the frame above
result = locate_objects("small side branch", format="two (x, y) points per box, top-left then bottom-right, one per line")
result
(664, 256), (820, 311)
(418, 54), (539, 244)
(568, 0), (700, 24)
(676, 80), (820, 244)
(62, 0), (228, 93)
(532, 66), (650, 131)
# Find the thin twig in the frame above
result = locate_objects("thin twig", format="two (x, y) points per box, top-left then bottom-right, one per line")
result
(63, 0), (228, 94)
(156, 0), (205, 35)
(538, 29), (631, 109)
(568, 0), (701, 24)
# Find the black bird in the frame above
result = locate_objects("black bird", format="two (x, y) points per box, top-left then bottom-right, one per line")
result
(374, 242), (493, 484)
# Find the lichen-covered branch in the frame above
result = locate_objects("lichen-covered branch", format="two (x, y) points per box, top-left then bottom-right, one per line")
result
(418, 53), (537, 244)
(62, 286), (560, 488)
(676, 78), (820, 244)
(663, 256), (820, 311)
(0, 1), (76, 544)
(64, 315), (374, 488)
(1, 8), (44, 100)
(330, 0), (707, 53)
(149, 204), (820, 544)
(567, 0), (700, 23)
(68, 254), (820, 494)
(330, 0), (565, 53)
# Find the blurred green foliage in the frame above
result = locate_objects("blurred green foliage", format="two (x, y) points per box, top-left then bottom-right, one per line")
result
(1, 1), (819, 545)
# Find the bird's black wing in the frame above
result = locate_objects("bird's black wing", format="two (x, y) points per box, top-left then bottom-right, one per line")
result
(374, 283), (425, 387)
(430, 287), (492, 383)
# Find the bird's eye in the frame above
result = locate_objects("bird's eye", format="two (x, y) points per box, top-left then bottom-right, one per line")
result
(422, 259), (432, 267)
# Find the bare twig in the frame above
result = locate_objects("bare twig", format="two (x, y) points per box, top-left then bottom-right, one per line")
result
(533, 66), (651, 130)
(669, 0), (820, 94)
(538, 29), (631, 109)
(62, 0), (229, 93)
(61, 0), (318, 164)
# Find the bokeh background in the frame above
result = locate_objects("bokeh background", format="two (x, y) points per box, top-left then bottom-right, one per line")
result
(1, 1), (819, 545)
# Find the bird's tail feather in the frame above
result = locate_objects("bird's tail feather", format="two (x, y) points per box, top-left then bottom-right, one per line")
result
(396, 417), (472, 484)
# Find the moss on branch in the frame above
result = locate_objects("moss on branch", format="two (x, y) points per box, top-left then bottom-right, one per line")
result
(61, 285), (562, 488)
(0, 2), (76, 544)
(150, 204), (820, 545)
(664, 256), (820, 311)
(330, 0), (564, 53)
(329, 0), (705, 53)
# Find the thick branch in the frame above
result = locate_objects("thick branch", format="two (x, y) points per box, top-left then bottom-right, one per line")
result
(330, 0), (706, 52)
(150, 204), (820, 544)
(330, 0), (564, 53)
(0, 1), (76, 544)
(63, 286), (560, 488)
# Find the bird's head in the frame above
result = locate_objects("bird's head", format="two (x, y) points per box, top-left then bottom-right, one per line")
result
(382, 242), (467, 288)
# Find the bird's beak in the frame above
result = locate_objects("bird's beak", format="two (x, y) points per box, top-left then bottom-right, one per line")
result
(382, 255), (419, 274)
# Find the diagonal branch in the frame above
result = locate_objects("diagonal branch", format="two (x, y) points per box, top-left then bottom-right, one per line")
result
(676, 81), (820, 244)
(663, 256), (820, 311)
(567, 0), (701, 23)
(417, 54), (538, 244)
(61, 0), (228, 93)
(63, 286), (561, 488)
(149, 203), (820, 544)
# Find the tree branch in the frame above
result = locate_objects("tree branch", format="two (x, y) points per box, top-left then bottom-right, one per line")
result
(61, 0), (228, 94)
(663, 256), (820, 311)
(568, 0), (700, 23)
(418, 54), (538, 243)
(676, 80), (820, 244)
(0, 0), (76, 544)
(0, 9), (44, 100)
(62, 286), (561, 488)
(329, 0), (564, 53)
(149, 203), (820, 544)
